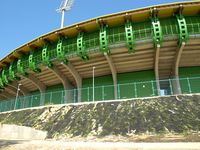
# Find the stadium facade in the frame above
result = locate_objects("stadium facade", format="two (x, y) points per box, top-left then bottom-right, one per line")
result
(0, 1), (200, 111)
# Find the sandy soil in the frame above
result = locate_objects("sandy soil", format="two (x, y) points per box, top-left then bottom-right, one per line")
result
(1, 139), (200, 150)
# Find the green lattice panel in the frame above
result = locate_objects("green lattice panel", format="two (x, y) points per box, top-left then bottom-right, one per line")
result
(0, 77), (4, 89)
(125, 21), (135, 53)
(56, 38), (67, 63)
(17, 59), (26, 75)
(9, 62), (19, 81)
(151, 18), (163, 47)
(176, 14), (188, 46)
(2, 69), (9, 85)
(100, 25), (109, 53)
(185, 16), (200, 34)
(29, 53), (41, 72)
(77, 32), (89, 60)
(42, 45), (52, 67)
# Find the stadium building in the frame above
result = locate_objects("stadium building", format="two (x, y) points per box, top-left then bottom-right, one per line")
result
(0, 1), (200, 112)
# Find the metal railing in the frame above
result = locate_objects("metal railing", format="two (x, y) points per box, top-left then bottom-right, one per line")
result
(0, 76), (200, 113)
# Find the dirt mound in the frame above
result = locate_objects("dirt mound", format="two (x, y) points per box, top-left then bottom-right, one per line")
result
(0, 95), (199, 140)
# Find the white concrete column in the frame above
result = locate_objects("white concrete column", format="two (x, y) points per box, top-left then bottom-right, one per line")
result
(172, 42), (185, 95)
(154, 44), (161, 96)
(104, 53), (117, 99)
(50, 64), (72, 103)
(61, 62), (82, 102)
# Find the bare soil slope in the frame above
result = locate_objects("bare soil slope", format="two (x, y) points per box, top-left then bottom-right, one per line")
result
(0, 95), (199, 141)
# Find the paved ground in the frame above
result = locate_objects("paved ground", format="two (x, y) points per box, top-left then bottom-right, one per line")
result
(0, 139), (200, 150)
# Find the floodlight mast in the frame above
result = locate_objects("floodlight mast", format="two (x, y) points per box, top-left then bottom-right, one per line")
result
(56, 0), (75, 28)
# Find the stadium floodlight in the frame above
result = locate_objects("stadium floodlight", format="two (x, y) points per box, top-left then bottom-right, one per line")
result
(56, 0), (75, 28)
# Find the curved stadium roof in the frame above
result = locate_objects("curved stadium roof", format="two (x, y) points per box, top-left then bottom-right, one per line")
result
(0, 1), (200, 100)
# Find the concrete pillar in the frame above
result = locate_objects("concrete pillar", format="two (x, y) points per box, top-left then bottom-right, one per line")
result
(172, 76), (182, 95)
(172, 42), (185, 95)
(154, 45), (161, 96)
(61, 62), (82, 102)
(104, 53), (117, 100)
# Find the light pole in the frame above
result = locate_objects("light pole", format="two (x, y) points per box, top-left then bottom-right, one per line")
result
(93, 66), (95, 102)
(14, 83), (22, 110)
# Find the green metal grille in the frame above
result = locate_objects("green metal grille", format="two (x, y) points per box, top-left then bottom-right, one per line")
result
(108, 25), (125, 44)
(1, 76), (200, 112)
(185, 16), (200, 34)
(63, 37), (77, 58)
(134, 21), (152, 40)
(161, 17), (179, 38)
(85, 31), (99, 51)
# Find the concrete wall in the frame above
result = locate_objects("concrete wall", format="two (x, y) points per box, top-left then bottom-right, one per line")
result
(0, 124), (47, 140)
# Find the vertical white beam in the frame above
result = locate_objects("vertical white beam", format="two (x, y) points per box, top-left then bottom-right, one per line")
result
(172, 42), (185, 94)
(104, 53), (117, 99)
(92, 66), (95, 102)
(61, 62), (82, 102)
(154, 44), (161, 96)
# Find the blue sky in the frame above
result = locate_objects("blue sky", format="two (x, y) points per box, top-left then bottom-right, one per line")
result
(0, 0), (189, 60)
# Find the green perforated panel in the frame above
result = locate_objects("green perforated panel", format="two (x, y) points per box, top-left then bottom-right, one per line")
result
(176, 14), (188, 46)
(77, 32), (89, 60)
(9, 62), (19, 81)
(125, 21), (135, 53)
(17, 59), (26, 75)
(29, 53), (40, 72)
(0, 77), (4, 89)
(100, 25), (109, 53)
(56, 38), (67, 63)
(151, 18), (163, 47)
(2, 69), (9, 85)
(42, 45), (52, 67)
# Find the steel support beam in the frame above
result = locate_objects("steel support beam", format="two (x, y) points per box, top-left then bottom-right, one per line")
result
(154, 44), (161, 96)
(5, 86), (18, 96)
(0, 95), (7, 100)
(48, 64), (73, 103)
(10, 81), (30, 96)
(104, 53), (117, 99)
(60, 62), (82, 102)
(172, 42), (185, 94)
(171, 11), (188, 95)
(18, 73), (46, 105)
(0, 92), (13, 99)
(56, 37), (82, 102)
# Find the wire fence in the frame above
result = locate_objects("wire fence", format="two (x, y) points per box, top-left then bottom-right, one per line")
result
(0, 76), (200, 112)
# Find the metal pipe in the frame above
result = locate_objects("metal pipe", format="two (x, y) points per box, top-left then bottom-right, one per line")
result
(61, 10), (65, 28)
(93, 66), (95, 102)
